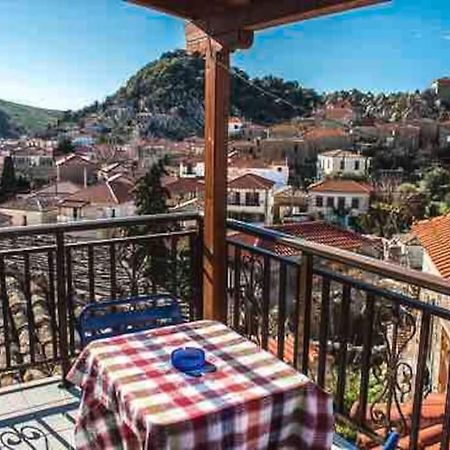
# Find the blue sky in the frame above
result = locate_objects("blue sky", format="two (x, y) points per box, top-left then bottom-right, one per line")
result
(0, 0), (449, 110)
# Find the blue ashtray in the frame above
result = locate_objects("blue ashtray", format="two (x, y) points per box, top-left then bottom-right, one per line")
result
(171, 347), (216, 377)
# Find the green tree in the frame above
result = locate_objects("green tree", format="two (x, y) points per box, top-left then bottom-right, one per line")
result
(1, 156), (16, 193)
(133, 159), (172, 294)
(134, 159), (169, 216)
(421, 167), (450, 202)
(56, 137), (75, 155)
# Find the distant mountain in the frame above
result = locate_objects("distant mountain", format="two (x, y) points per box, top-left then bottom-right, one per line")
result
(68, 50), (320, 140)
(0, 99), (62, 138)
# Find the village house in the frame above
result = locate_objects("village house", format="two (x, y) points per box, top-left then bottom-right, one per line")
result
(322, 100), (359, 125)
(432, 77), (450, 104)
(228, 155), (289, 186)
(0, 196), (59, 226)
(165, 177), (204, 209)
(317, 149), (371, 179)
(98, 161), (135, 181)
(56, 153), (98, 188)
(58, 174), (135, 222)
(377, 123), (421, 150)
(179, 156), (204, 178)
(439, 121), (450, 149)
(11, 147), (55, 181)
(412, 214), (450, 392)
(303, 126), (352, 152)
(308, 178), (373, 223)
(228, 117), (244, 137)
(227, 173), (279, 225)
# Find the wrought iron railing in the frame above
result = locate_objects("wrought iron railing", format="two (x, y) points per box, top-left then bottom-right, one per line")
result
(2, 212), (450, 448)
(226, 219), (450, 449)
(0, 212), (203, 384)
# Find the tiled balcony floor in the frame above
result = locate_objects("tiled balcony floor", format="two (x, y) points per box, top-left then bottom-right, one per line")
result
(0, 377), (78, 449)
(0, 376), (348, 449)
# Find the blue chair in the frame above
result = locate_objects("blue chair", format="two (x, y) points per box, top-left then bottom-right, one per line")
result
(333, 431), (399, 450)
(78, 294), (184, 347)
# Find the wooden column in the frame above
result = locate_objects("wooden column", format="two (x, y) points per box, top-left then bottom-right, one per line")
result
(203, 45), (230, 321)
(186, 23), (253, 322)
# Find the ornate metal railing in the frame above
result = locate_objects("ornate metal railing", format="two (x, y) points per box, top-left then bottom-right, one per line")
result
(0, 212), (203, 384)
(3, 213), (450, 448)
(226, 219), (450, 450)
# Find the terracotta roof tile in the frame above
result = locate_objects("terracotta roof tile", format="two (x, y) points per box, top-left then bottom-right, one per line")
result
(229, 221), (381, 257)
(308, 179), (373, 194)
(412, 214), (450, 279)
(166, 178), (204, 196)
(228, 173), (275, 190)
(61, 176), (133, 206)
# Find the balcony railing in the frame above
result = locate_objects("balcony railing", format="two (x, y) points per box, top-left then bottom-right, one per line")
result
(0, 212), (203, 383)
(1, 213), (450, 448)
(226, 219), (450, 449)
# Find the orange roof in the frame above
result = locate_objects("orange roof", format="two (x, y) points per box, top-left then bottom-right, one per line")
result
(166, 178), (204, 196)
(412, 214), (450, 279)
(309, 179), (372, 194)
(62, 176), (133, 206)
(230, 221), (381, 257)
(228, 173), (275, 190)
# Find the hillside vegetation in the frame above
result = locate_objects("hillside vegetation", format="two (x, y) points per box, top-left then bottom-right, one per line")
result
(0, 99), (62, 138)
(69, 50), (320, 140)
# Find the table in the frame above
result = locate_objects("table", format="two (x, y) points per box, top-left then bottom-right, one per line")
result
(67, 320), (334, 450)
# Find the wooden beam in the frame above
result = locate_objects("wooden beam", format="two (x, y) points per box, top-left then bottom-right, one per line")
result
(202, 43), (230, 322)
(234, 0), (388, 31)
(128, 0), (389, 36)
(186, 22), (253, 54)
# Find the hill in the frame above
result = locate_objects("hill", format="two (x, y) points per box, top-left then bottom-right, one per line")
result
(62, 50), (449, 140)
(0, 99), (62, 138)
(68, 50), (320, 140)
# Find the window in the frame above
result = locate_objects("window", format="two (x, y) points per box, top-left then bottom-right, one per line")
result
(351, 197), (359, 209)
(234, 192), (241, 205)
(316, 196), (323, 207)
(354, 160), (360, 171)
(340, 160), (345, 171)
(338, 197), (346, 209)
(245, 192), (260, 206)
(326, 197), (334, 208)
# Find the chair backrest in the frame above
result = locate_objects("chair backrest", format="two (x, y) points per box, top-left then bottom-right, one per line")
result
(78, 294), (184, 347)
(382, 432), (399, 450)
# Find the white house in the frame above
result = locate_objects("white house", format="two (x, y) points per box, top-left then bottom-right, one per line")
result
(317, 149), (370, 179)
(308, 179), (372, 219)
(228, 117), (244, 137)
(227, 173), (277, 225)
(179, 157), (205, 178)
(228, 157), (289, 187)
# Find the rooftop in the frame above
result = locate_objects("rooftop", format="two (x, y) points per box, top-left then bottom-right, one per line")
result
(412, 213), (450, 279)
(308, 178), (373, 194)
(228, 173), (275, 190)
(231, 220), (381, 256)
(319, 149), (365, 158)
(61, 175), (134, 206)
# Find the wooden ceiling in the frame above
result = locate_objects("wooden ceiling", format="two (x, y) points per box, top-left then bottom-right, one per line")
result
(129, 0), (389, 36)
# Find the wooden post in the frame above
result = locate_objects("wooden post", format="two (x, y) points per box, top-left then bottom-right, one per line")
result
(203, 45), (230, 321)
(186, 23), (253, 323)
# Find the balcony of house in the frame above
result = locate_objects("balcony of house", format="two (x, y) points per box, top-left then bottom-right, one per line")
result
(1, 212), (450, 449)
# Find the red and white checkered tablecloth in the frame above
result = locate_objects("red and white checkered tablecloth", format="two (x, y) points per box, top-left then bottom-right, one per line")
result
(67, 320), (334, 450)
